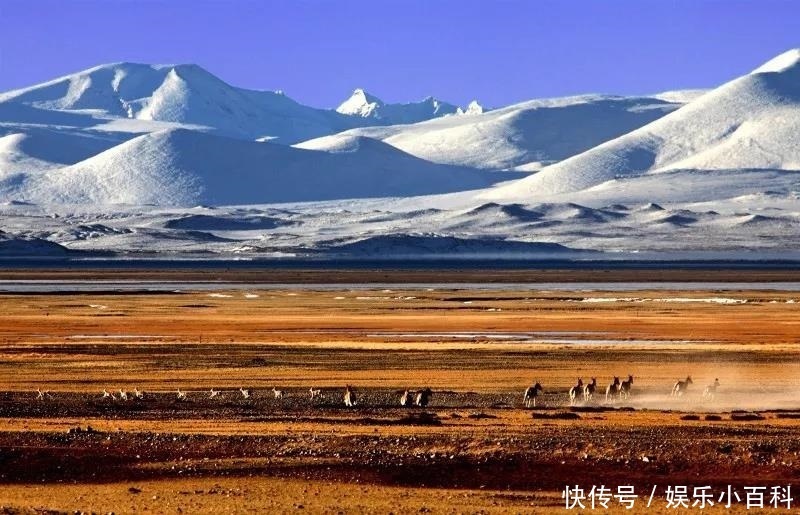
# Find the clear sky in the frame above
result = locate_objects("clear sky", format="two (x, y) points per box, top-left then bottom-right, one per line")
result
(0, 0), (797, 108)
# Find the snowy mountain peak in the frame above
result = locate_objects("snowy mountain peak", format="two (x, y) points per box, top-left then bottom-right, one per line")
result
(482, 47), (800, 202)
(335, 88), (460, 123)
(336, 88), (384, 117)
(751, 48), (800, 74)
(457, 100), (485, 115)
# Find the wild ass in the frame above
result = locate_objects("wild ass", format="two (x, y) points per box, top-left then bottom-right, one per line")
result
(583, 378), (597, 402)
(672, 376), (693, 397)
(605, 377), (621, 402)
(569, 378), (584, 405)
(524, 382), (543, 408)
(703, 378), (720, 401)
(619, 375), (634, 400)
(344, 385), (357, 407)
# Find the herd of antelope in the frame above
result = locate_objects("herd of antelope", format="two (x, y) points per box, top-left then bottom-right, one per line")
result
(34, 377), (720, 408)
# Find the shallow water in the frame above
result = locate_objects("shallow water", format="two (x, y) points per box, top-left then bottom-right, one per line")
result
(1, 280), (800, 293)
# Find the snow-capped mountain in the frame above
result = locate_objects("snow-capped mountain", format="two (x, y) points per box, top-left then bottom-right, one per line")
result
(336, 88), (460, 124)
(7, 129), (515, 205)
(456, 101), (486, 115)
(0, 49), (798, 259)
(299, 93), (687, 170)
(0, 49), (797, 223)
(0, 62), (363, 144)
(0, 64), (470, 145)
(483, 49), (800, 202)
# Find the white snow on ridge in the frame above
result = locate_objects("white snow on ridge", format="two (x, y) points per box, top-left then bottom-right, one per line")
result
(299, 94), (683, 170)
(336, 88), (460, 124)
(484, 48), (800, 201)
(336, 88), (384, 117)
(0, 127), (127, 177)
(0, 50), (798, 259)
(649, 89), (708, 104)
(456, 100), (486, 115)
(0, 63), (468, 145)
(11, 129), (516, 205)
(752, 48), (800, 74)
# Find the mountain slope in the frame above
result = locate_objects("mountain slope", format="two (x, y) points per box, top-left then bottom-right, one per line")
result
(484, 49), (800, 200)
(299, 94), (686, 170)
(0, 63), (364, 144)
(9, 129), (514, 205)
(0, 63), (469, 145)
(0, 127), (127, 176)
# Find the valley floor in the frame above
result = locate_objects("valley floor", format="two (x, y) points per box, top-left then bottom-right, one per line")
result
(0, 274), (799, 513)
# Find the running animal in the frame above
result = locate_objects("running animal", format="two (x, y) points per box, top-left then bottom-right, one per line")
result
(101, 389), (116, 400)
(569, 378), (584, 405)
(118, 389), (129, 401)
(400, 390), (414, 407)
(309, 388), (321, 401)
(524, 382), (544, 408)
(703, 378), (720, 401)
(583, 378), (597, 402)
(619, 375), (634, 400)
(272, 387), (284, 400)
(133, 387), (144, 400)
(209, 388), (221, 399)
(176, 389), (187, 401)
(672, 376), (693, 397)
(605, 377), (621, 402)
(240, 387), (251, 399)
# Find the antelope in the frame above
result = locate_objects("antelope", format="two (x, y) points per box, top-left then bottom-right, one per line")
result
(133, 387), (144, 400)
(209, 388), (221, 399)
(176, 389), (187, 401)
(272, 387), (284, 400)
(619, 375), (634, 400)
(309, 387), (321, 401)
(36, 388), (52, 401)
(703, 378), (720, 401)
(672, 376), (693, 397)
(240, 387), (251, 399)
(524, 382), (543, 408)
(583, 378), (597, 402)
(569, 378), (584, 405)
(605, 377), (621, 402)
(400, 390), (413, 407)
(118, 389), (129, 401)
(102, 389), (116, 400)
(344, 385), (357, 407)
(415, 388), (432, 408)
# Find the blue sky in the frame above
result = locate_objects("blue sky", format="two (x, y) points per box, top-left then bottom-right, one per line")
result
(0, 0), (797, 108)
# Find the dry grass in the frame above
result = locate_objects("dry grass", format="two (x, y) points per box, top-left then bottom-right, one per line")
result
(1, 284), (799, 513)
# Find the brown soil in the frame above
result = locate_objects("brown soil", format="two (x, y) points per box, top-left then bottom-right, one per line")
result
(0, 281), (799, 513)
